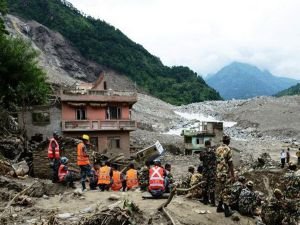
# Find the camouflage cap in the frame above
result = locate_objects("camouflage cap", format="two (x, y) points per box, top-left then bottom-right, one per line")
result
(273, 188), (283, 196)
(246, 180), (254, 187)
(238, 176), (246, 183)
(223, 135), (230, 142)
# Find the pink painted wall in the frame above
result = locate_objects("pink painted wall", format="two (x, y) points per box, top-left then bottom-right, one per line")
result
(62, 104), (75, 120)
(121, 106), (129, 119)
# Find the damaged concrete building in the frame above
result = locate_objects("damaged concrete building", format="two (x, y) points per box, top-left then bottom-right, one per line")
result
(181, 122), (223, 154)
(19, 74), (137, 157)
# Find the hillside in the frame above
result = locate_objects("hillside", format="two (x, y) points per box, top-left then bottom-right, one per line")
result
(275, 83), (300, 97)
(7, 0), (222, 105)
(206, 62), (298, 100)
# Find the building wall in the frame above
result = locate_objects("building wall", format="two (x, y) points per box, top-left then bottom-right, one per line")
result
(64, 131), (130, 157)
(18, 106), (62, 140)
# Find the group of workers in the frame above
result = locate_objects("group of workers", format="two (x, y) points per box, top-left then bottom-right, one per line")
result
(47, 132), (173, 197)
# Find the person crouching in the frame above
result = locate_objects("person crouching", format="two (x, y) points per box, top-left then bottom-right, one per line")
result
(148, 160), (165, 198)
(58, 157), (75, 188)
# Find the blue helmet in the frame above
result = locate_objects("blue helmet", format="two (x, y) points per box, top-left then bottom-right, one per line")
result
(60, 157), (68, 164)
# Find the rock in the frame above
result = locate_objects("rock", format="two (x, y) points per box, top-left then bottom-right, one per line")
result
(73, 188), (83, 196)
(79, 196), (85, 200)
(108, 194), (121, 201)
(57, 213), (73, 219)
(81, 207), (93, 213)
(42, 194), (49, 199)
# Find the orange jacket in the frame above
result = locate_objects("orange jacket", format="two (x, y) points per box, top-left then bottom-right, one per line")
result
(126, 169), (138, 189)
(48, 138), (60, 159)
(77, 142), (90, 166)
(149, 166), (165, 191)
(111, 170), (122, 191)
(98, 165), (111, 185)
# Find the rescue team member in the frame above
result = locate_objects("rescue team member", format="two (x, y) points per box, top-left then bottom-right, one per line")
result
(111, 164), (123, 191)
(149, 159), (165, 198)
(126, 163), (139, 190)
(77, 134), (91, 191)
(89, 164), (100, 190)
(98, 161), (113, 191)
(58, 157), (75, 188)
(48, 131), (61, 183)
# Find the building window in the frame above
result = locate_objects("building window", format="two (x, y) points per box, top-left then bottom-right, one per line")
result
(106, 106), (121, 120)
(104, 81), (107, 90)
(108, 137), (120, 149)
(90, 137), (98, 150)
(184, 137), (192, 144)
(32, 111), (50, 125)
(196, 138), (203, 145)
(76, 108), (86, 120)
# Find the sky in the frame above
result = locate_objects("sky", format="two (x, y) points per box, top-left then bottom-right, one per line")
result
(68, 0), (300, 79)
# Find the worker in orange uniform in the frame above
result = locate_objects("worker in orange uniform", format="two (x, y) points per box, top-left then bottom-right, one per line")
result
(149, 159), (166, 198)
(58, 157), (75, 188)
(111, 164), (123, 191)
(77, 134), (91, 191)
(98, 161), (113, 191)
(126, 163), (139, 190)
(48, 131), (61, 183)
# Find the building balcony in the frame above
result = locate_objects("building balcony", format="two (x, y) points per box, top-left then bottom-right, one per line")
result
(59, 89), (137, 104)
(62, 120), (137, 132)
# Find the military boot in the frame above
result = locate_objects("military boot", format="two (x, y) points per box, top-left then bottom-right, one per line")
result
(209, 192), (216, 207)
(216, 201), (224, 213)
(200, 191), (209, 205)
(81, 181), (86, 191)
(224, 204), (234, 217)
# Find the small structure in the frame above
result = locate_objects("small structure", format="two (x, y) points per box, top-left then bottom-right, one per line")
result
(181, 121), (223, 155)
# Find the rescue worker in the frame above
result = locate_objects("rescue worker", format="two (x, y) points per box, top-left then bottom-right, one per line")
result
(200, 140), (217, 206)
(111, 164), (123, 191)
(164, 163), (174, 193)
(48, 131), (61, 183)
(282, 163), (300, 199)
(229, 175), (246, 211)
(238, 180), (259, 217)
(126, 163), (139, 190)
(215, 135), (235, 217)
(77, 134), (91, 191)
(89, 164), (99, 190)
(296, 148), (300, 165)
(181, 166), (195, 188)
(58, 157), (75, 188)
(98, 161), (113, 191)
(149, 159), (165, 198)
(138, 161), (150, 191)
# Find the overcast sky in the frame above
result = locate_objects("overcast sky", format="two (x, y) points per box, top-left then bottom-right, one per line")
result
(68, 0), (300, 79)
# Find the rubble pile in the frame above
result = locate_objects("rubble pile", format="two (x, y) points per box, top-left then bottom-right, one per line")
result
(252, 153), (278, 169)
(79, 200), (144, 225)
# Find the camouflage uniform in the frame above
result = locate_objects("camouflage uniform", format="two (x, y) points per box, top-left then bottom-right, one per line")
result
(138, 165), (149, 191)
(189, 172), (203, 198)
(229, 180), (244, 210)
(261, 196), (286, 225)
(165, 170), (174, 192)
(282, 169), (300, 199)
(181, 172), (193, 188)
(238, 187), (258, 216)
(200, 147), (217, 193)
(215, 144), (233, 204)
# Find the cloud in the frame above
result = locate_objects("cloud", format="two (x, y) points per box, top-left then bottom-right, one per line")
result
(68, 0), (300, 79)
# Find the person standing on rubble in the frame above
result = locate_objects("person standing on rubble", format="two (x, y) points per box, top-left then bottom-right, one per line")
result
(200, 140), (217, 206)
(297, 148), (300, 165)
(149, 159), (165, 198)
(286, 148), (290, 164)
(77, 134), (91, 191)
(126, 163), (139, 190)
(215, 135), (235, 217)
(280, 149), (286, 168)
(48, 131), (61, 183)
(98, 161), (113, 191)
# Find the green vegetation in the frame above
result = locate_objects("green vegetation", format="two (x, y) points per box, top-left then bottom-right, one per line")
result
(7, 0), (222, 105)
(275, 83), (300, 97)
(0, 0), (49, 110)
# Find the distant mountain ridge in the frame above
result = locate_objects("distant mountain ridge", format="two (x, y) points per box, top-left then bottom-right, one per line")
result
(206, 62), (299, 100)
(275, 83), (300, 97)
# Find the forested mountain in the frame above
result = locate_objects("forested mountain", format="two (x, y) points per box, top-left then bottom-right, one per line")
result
(206, 62), (299, 100)
(275, 83), (300, 97)
(7, 0), (221, 105)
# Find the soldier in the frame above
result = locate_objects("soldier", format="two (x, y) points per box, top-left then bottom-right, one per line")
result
(200, 140), (217, 206)
(138, 161), (150, 191)
(215, 135), (235, 217)
(188, 165), (203, 199)
(229, 175), (246, 211)
(181, 165), (195, 188)
(282, 164), (300, 199)
(164, 163), (174, 193)
(261, 189), (286, 225)
(238, 180), (259, 217)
